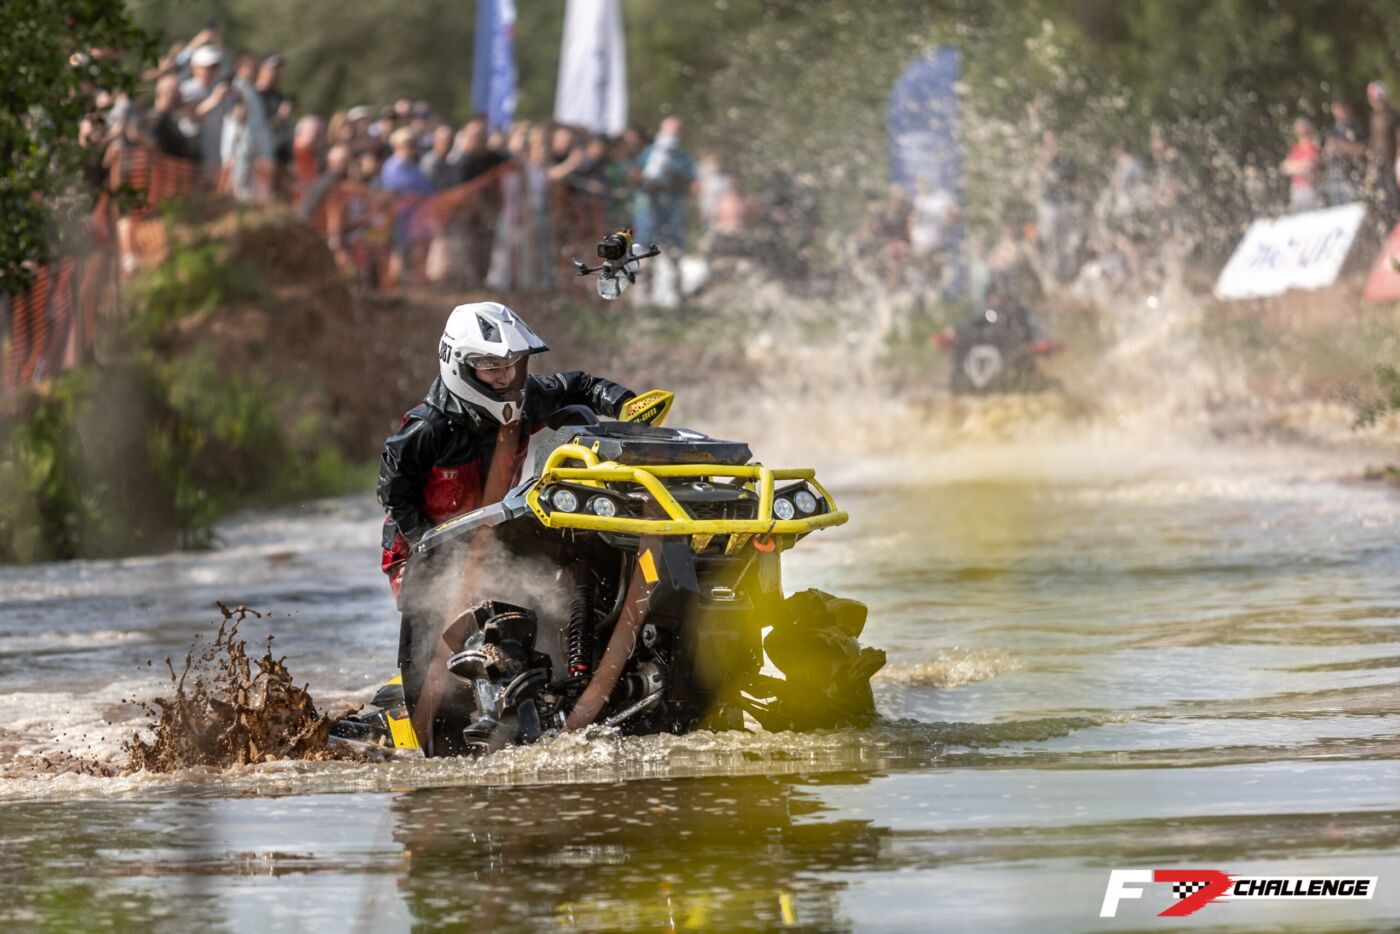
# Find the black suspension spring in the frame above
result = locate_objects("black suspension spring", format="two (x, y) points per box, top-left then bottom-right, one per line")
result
(566, 562), (595, 675)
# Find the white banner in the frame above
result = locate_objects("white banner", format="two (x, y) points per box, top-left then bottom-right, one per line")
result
(554, 0), (628, 135)
(1214, 202), (1366, 300)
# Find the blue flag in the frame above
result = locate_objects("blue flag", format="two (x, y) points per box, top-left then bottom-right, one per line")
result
(473, 0), (517, 131)
(888, 46), (965, 296)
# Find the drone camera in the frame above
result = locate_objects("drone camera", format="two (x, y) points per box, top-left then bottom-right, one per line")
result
(597, 230), (632, 262)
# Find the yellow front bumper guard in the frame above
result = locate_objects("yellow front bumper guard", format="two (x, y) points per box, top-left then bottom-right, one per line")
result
(524, 443), (848, 538)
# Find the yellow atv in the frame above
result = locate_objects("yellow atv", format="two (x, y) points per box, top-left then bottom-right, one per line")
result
(334, 391), (885, 757)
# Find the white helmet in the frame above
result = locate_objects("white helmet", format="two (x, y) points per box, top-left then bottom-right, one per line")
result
(438, 302), (548, 424)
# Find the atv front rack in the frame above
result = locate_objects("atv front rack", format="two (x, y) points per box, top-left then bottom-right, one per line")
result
(524, 444), (848, 542)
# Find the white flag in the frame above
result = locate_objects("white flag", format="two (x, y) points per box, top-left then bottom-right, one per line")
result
(554, 0), (628, 135)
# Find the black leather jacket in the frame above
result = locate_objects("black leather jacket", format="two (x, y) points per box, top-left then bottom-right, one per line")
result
(378, 372), (633, 546)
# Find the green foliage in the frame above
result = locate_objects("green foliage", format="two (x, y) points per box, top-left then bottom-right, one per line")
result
(126, 0), (769, 126)
(690, 0), (1400, 251)
(130, 237), (266, 329)
(0, 348), (367, 563)
(698, 2), (1087, 232)
(0, 231), (368, 564)
(1357, 363), (1400, 427)
(0, 364), (183, 561)
(132, 0), (493, 121)
(0, 0), (156, 294)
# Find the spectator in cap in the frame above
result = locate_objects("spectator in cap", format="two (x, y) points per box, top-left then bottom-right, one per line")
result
(1281, 117), (1321, 213)
(1367, 81), (1399, 220)
(162, 25), (220, 84)
(181, 44), (222, 106)
(346, 105), (374, 153)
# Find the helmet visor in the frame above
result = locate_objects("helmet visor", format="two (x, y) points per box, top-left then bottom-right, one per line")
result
(460, 350), (529, 372)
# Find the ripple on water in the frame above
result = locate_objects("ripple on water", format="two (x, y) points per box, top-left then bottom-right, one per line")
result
(875, 647), (1024, 688)
(0, 712), (1116, 804)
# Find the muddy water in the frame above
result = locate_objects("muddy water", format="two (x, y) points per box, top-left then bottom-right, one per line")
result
(0, 427), (1398, 931)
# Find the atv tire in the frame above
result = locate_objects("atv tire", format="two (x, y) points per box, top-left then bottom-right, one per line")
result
(761, 589), (886, 731)
(400, 602), (550, 758)
(398, 609), (482, 758)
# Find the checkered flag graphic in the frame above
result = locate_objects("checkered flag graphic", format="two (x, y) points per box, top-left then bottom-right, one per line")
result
(1172, 881), (1209, 900)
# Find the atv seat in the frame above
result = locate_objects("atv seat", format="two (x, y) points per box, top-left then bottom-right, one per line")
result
(570, 422), (752, 467)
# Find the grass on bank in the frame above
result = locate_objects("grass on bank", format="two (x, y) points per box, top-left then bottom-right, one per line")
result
(0, 209), (371, 564)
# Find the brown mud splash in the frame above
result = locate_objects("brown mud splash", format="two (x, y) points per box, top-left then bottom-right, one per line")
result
(0, 746), (116, 779)
(125, 603), (347, 772)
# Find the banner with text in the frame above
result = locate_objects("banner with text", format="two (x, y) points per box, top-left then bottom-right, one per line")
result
(1214, 203), (1366, 300)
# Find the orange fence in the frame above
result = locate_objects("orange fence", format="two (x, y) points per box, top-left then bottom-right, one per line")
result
(2, 250), (120, 389)
(4, 145), (606, 392)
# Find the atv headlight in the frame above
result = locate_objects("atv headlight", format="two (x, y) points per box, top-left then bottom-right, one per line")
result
(588, 495), (617, 518)
(772, 497), (796, 520)
(793, 490), (818, 514)
(551, 489), (579, 513)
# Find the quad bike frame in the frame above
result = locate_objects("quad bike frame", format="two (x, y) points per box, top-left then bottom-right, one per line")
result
(352, 418), (883, 758)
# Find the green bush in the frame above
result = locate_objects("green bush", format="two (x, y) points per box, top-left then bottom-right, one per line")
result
(1357, 364), (1400, 428)
(0, 228), (368, 563)
(0, 364), (185, 561)
(0, 347), (370, 563)
(130, 239), (267, 332)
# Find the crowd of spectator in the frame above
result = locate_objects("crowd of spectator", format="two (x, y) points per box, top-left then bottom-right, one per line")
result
(858, 123), (1189, 305)
(80, 27), (740, 305)
(1280, 81), (1400, 220)
(77, 28), (1400, 315)
(862, 77), (1400, 309)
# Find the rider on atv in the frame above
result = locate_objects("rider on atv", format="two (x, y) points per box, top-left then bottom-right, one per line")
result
(378, 302), (636, 598)
(338, 296), (884, 757)
(931, 273), (1059, 395)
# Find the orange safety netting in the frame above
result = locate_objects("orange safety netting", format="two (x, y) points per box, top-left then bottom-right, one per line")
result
(5, 146), (602, 390)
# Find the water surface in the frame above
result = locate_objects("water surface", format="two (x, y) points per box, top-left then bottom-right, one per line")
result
(1, 431), (1397, 931)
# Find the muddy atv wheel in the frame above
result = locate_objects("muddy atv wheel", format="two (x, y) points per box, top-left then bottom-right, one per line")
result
(756, 589), (886, 731)
(398, 609), (482, 757)
(400, 602), (552, 758)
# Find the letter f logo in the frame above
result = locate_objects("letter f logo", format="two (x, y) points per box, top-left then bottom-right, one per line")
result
(1101, 869), (1152, 917)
